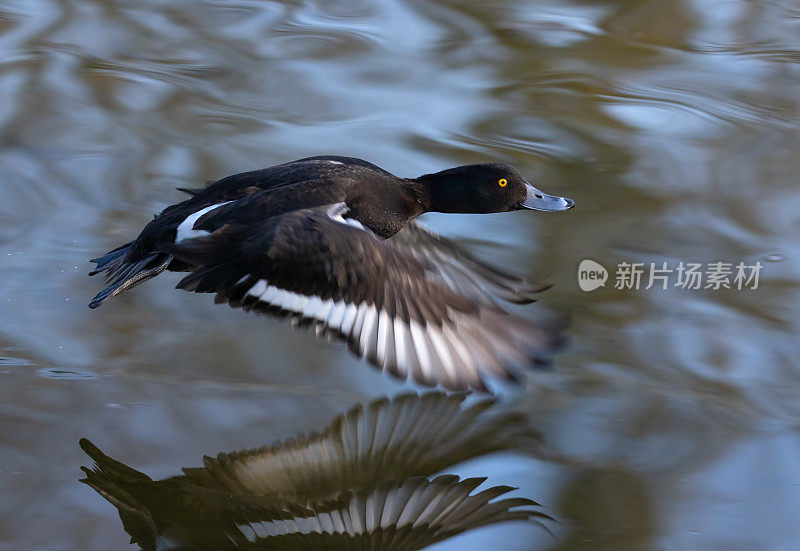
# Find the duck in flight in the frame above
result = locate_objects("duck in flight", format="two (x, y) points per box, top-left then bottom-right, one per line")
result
(89, 156), (574, 391)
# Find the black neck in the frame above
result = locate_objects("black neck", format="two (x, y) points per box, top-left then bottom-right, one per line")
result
(411, 171), (475, 214)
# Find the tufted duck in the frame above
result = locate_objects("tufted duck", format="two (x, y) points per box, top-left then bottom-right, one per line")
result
(89, 156), (573, 391)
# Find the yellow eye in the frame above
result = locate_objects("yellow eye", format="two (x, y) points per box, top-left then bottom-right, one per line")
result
(498, 178), (508, 187)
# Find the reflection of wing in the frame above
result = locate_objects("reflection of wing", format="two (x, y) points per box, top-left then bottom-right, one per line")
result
(389, 221), (551, 305)
(80, 449), (550, 551)
(229, 476), (550, 550)
(182, 392), (541, 503)
(79, 393), (553, 551)
(165, 205), (563, 391)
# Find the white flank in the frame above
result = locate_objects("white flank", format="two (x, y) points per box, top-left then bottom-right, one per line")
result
(248, 279), (267, 297)
(327, 202), (367, 231)
(175, 201), (232, 242)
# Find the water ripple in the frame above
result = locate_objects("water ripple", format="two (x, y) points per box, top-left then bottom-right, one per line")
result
(1, 1), (799, 549)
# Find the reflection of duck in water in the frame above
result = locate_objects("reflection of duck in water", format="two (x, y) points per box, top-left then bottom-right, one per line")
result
(80, 392), (553, 550)
(89, 156), (573, 391)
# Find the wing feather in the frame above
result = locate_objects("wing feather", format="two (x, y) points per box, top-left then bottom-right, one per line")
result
(163, 205), (563, 391)
(390, 220), (551, 305)
(181, 392), (542, 503)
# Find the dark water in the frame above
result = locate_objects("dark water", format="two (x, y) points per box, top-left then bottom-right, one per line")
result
(0, 0), (798, 549)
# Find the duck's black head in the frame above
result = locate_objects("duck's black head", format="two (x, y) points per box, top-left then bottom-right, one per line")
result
(416, 163), (574, 214)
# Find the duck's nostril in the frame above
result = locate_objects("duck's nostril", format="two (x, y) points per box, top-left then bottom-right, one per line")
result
(535, 194), (543, 199)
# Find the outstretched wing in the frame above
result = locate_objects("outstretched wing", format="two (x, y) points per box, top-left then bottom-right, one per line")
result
(163, 204), (562, 391)
(228, 476), (550, 551)
(389, 221), (551, 305)
(81, 452), (551, 551)
(180, 392), (542, 502)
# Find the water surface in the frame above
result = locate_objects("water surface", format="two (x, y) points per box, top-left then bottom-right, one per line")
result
(0, 0), (798, 549)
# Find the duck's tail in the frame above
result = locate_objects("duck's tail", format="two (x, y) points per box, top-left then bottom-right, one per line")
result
(79, 439), (158, 551)
(88, 242), (172, 308)
(79, 438), (152, 488)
